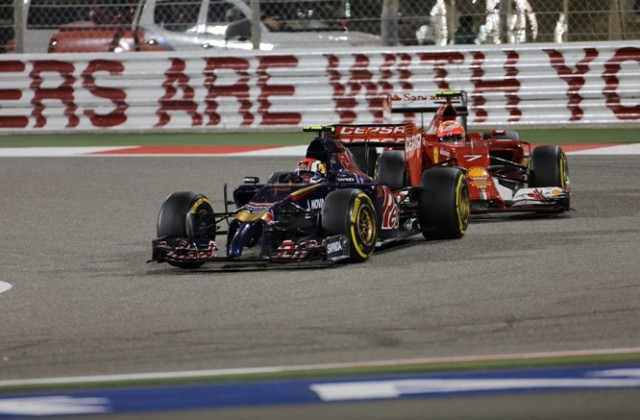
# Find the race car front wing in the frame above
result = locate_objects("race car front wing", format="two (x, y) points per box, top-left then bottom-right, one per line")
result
(149, 235), (352, 269)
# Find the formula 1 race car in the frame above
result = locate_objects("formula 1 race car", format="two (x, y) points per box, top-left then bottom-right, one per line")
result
(348, 90), (569, 214)
(150, 126), (470, 269)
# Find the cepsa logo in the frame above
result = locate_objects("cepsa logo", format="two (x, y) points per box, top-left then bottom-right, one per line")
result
(337, 126), (406, 136)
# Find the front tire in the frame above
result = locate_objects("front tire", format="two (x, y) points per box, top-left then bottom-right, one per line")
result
(528, 145), (569, 189)
(322, 189), (378, 262)
(157, 191), (215, 269)
(528, 145), (570, 212)
(418, 167), (470, 240)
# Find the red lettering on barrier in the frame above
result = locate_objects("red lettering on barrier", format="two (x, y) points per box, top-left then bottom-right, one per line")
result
(417, 52), (464, 90)
(0, 61), (28, 128)
(326, 54), (367, 123)
(385, 53), (414, 122)
(602, 47), (640, 120)
(471, 51), (521, 123)
(82, 60), (128, 127)
(203, 57), (253, 126)
(374, 53), (415, 122)
(156, 58), (202, 127)
(326, 54), (357, 123)
(30, 60), (78, 128)
(544, 48), (598, 121)
(257, 55), (301, 125)
(326, 54), (411, 123)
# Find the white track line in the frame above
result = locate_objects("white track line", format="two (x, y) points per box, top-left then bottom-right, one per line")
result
(0, 147), (136, 157)
(1, 347), (640, 389)
(0, 281), (12, 295)
(226, 145), (308, 157)
(567, 143), (640, 155)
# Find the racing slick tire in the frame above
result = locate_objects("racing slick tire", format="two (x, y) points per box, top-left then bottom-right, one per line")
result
(322, 189), (378, 262)
(418, 167), (470, 240)
(157, 191), (216, 269)
(349, 145), (378, 177)
(528, 145), (569, 189)
(376, 150), (406, 190)
(528, 145), (570, 212)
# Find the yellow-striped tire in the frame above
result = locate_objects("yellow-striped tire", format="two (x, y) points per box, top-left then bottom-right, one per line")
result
(157, 191), (215, 269)
(322, 189), (378, 262)
(529, 145), (569, 190)
(418, 167), (470, 240)
(529, 145), (570, 212)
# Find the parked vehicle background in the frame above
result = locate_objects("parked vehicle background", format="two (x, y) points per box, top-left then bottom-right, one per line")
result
(44, 0), (381, 53)
(8, 1), (639, 54)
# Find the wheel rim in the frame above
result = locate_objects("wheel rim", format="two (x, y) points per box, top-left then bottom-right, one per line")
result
(350, 194), (377, 259)
(456, 177), (470, 233)
(189, 199), (215, 239)
(356, 204), (376, 246)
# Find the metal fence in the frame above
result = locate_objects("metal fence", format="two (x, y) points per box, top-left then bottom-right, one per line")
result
(3, 0), (640, 53)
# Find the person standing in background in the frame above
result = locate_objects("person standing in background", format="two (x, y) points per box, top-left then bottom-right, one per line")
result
(554, 12), (567, 43)
(430, 0), (448, 46)
(416, 0), (448, 46)
(474, 0), (502, 44)
(507, 0), (538, 43)
(455, 15), (476, 44)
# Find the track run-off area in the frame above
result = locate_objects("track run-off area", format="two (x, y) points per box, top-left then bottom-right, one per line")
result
(0, 130), (639, 418)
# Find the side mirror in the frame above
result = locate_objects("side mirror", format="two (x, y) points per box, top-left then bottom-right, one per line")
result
(243, 176), (260, 185)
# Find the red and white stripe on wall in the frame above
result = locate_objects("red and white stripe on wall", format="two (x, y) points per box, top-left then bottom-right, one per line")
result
(0, 41), (639, 132)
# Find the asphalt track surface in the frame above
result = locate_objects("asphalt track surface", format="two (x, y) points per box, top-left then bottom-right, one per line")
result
(0, 155), (639, 385)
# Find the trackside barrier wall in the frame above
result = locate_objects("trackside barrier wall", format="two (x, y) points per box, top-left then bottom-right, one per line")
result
(0, 41), (639, 132)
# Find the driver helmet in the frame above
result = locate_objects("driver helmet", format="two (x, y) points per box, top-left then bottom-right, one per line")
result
(437, 120), (465, 142)
(296, 158), (327, 183)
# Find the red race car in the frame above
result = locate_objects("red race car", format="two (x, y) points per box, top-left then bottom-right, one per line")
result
(339, 90), (570, 215)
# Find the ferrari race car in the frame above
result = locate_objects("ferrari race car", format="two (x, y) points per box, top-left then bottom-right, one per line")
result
(150, 126), (470, 269)
(382, 90), (571, 214)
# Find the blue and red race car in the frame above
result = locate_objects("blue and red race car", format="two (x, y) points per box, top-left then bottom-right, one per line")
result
(150, 126), (470, 269)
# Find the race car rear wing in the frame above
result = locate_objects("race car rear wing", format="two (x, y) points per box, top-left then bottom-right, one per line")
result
(332, 123), (418, 148)
(389, 90), (469, 132)
(304, 124), (417, 148)
(389, 90), (469, 115)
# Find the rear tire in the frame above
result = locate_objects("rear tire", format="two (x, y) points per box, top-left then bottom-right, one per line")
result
(528, 145), (569, 189)
(157, 191), (216, 269)
(322, 189), (377, 262)
(418, 167), (470, 240)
